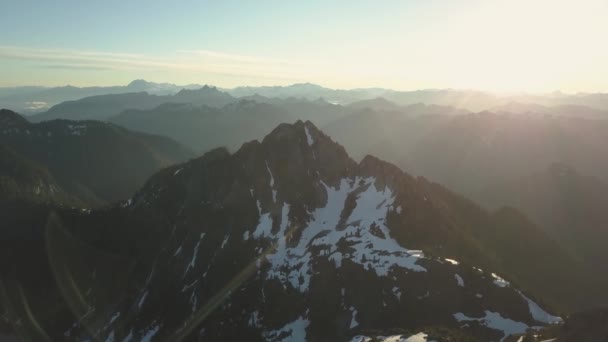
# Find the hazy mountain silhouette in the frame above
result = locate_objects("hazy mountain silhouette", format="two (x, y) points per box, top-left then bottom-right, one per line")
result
(0, 79), (205, 114)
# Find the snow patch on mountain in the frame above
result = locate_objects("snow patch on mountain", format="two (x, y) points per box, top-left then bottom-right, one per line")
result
(454, 311), (529, 341)
(253, 177), (426, 292)
(517, 291), (563, 324)
(455, 274), (464, 287)
(351, 332), (433, 342)
(184, 233), (205, 276)
(140, 324), (161, 342)
(444, 258), (459, 265)
(137, 291), (148, 310)
(349, 307), (359, 328)
(392, 286), (402, 300)
(304, 125), (314, 146)
(253, 201), (273, 239)
(265, 161), (277, 203)
(108, 312), (120, 325)
(263, 316), (309, 342)
(491, 273), (510, 287)
(104, 330), (115, 342)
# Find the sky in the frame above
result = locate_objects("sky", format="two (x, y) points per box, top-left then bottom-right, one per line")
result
(1, 0), (607, 93)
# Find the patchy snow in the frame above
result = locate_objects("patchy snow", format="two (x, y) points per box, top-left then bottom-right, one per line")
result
(108, 312), (120, 325)
(392, 286), (402, 301)
(140, 324), (161, 342)
(403, 333), (431, 342)
(518, 291), (563, 324)
(351, 333), (431, 342)
(329, 252), (343, 267)
(137, 291), (148, 310)
(453, 311), (528, 342)
(173, 168), (183, 176)
(408, 250), (424, 257)
(395, 205), (402, 214)
(123, 329), (134, 342)
(349, 307), (359, 328)
(351, 337), (372, 342)
(455, 274), (464, 287)
(491, 273), (510, 287)
(263, 316), (309, 342)
(184, 233), (206, 276)
(104, 330), (115, 342)
(189, 290), (198, 312)
(121, 198), (132, 208)
(444, 258), (460, 265)
(266, 161), (277, 203)
(173, 246), (182, 256)
(181, 279), (198, 293)
(252, 177), (426, 292)
(243, 230), (250, 241)
(220, 234), (230, 249)
(253, 201), (274, 239)
(304, 125), (314, 146)
(249, 311), (261, 328)
(476, 293), (484, 298)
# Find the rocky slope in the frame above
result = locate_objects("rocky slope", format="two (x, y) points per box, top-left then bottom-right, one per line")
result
(0, 121), (573, 342)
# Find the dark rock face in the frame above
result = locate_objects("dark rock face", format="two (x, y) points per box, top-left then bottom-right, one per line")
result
(557, 308), (608, 342)
(1, 121), (563, 342)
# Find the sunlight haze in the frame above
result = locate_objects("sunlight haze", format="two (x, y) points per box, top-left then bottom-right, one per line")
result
(1, 0), (607, 92)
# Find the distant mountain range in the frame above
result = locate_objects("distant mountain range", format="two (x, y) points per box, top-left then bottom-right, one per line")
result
(2, 81), (608, 340)
(4, 79), (608, 115)
(0, 79), (205, 115)
(2, 121), (578, 341)
(110, 101), (290, 153)
(29, 85), (235, 122)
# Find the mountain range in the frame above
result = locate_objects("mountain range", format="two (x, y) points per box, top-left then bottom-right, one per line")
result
(2, 80), (608, 340)
(0, 80), (205, 115)
(4, 80), (608, 116)
(0, 109), (192, 205)
(6, 121), (604, 342)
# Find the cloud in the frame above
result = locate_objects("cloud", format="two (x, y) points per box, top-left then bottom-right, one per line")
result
(38, 64), (111, 71)
(0, 45), (315, 83)
(177, 49), (302, 66)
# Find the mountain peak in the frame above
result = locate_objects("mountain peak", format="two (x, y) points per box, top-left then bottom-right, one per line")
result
(262, 120), (332, 152)
(127, 79), (154, 88)
(176, 85), (218, 95)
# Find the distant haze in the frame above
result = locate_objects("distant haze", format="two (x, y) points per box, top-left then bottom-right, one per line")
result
(1, 0), (608, 92)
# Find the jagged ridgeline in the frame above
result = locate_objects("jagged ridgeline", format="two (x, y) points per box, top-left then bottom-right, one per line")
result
(2, 121), (573, 341)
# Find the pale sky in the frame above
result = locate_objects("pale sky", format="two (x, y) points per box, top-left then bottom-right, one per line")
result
(1, 0), (607, 92)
